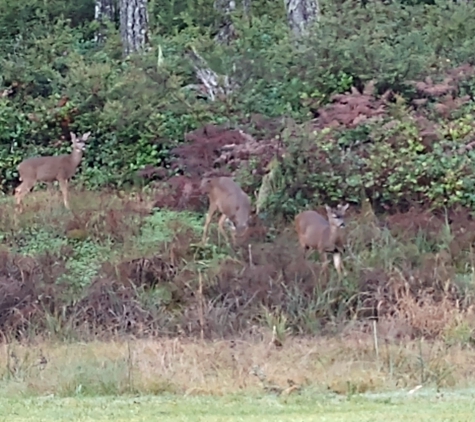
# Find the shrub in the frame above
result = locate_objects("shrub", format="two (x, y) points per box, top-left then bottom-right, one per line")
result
(1, 0), (475, 210)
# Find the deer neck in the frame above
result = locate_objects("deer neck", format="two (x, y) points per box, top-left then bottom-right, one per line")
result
(328, 224), (341, 246)
(69, 149), (83, 168)
(71, 149), (82, 165)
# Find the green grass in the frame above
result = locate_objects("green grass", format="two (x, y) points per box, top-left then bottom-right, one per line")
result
(0, 391), (474, 421)
(0, 190), (211, 290)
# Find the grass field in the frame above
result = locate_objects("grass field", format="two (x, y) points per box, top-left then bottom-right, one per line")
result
(1, 390), (474, 421)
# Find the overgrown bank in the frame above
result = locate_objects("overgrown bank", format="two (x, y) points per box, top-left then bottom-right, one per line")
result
(1, 191), (474, 344)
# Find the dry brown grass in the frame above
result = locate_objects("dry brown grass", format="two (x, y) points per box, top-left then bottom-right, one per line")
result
(0, 330), (474, 397)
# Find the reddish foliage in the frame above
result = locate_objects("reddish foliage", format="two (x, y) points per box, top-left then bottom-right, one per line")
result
(146, 123), (284, 211)
(315, 81), (392, 129)
(0, 210), (470, 341)
(170, 123), (283, 178)
(386, 207), (444, 239)
(408, 65), (475, 117)
(152, 175), (204, 211)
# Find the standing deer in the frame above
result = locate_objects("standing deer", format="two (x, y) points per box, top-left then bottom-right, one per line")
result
(200, 176), (252, 245)
(295, 203), (350, 277)
(14, 131), (91, 213)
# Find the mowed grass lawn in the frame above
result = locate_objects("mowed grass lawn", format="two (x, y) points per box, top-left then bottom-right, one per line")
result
(1, 391), (474, 422)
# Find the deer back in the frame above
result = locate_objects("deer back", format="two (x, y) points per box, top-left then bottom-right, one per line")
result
(202, 177), (251, 228)
(18, 152), (83, 183)
(295, 210), (338, 251)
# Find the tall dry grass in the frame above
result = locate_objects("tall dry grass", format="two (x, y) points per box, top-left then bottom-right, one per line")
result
(0, 332), (474, 397)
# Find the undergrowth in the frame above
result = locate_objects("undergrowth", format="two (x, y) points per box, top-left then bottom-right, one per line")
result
(0, 189), (474, 345)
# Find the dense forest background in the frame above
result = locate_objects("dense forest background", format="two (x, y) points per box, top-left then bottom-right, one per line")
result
(2, 0), (475, 218)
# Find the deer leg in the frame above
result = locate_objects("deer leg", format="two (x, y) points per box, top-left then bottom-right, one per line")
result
(14, 181), (34, 213)
(218, 213), (231, 244)
(320, 251), (331, 276)
(299, 239), (310, 259)
(58, 179), (70, 210)
(202, 202), (217, 244)
(14, 185), (24, 213)
(332, 252), (343, 278)
(333, 252), (347, 278)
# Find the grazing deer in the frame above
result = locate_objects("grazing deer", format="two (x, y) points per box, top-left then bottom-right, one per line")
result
(200, 176), (252, 245)
(295, 204), (350, 277)
(14, 131), (91, 213)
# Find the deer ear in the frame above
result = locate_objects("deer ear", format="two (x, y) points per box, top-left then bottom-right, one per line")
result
(324, 205), (332, 214)
(82, 132), (91, 141)
(341, 203), (350, 213)
(70, 132), (77, 141)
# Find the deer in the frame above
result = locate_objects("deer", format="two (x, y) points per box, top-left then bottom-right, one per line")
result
(295, 203), (350, 278)
(200, 176), (252, 245)
(14, 131), (91, 213)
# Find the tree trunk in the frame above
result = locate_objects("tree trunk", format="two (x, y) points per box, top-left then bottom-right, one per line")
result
(120, 0), (149, 57)
(242, 0), (251, 20)
(94, 0), (117, 43)
(284, 0), (320, 38)
(213, 0), (252, 44)
(214, 0), (237, 44)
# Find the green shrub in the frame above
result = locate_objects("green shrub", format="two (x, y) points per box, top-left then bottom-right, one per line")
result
(1, 0), (475, 213)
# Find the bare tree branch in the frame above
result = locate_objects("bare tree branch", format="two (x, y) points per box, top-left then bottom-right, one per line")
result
(186, 47), (237, 101)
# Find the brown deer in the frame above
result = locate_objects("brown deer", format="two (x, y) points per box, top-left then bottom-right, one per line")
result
(295, 203), (350, 277)
(14, 131), (91, 213)
(200, 176), (252, 245)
